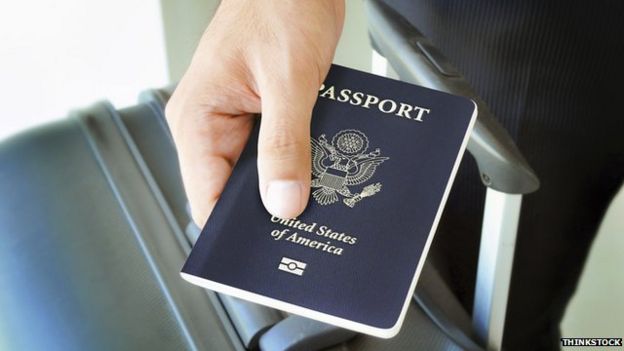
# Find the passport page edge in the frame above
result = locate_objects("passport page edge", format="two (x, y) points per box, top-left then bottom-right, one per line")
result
(388, 99), (479, 335)
(180, 272), (402, 338)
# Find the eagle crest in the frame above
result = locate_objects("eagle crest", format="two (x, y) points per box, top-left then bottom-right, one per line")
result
(310, 129), (388, 207)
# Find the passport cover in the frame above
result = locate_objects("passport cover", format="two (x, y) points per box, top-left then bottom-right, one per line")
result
(181, 64), (477, 338)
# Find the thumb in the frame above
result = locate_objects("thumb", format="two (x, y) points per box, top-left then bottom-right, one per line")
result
(257, 78), (318, 219)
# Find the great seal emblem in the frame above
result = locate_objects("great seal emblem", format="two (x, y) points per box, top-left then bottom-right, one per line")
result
(310, 129), (389, 207)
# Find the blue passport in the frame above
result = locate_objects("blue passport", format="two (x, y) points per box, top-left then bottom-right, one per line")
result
(181, 64), (477, 338)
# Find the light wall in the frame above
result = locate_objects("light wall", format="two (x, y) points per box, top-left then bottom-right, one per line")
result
(159, 0), (219, 81)
(333, 1), (372, 72)
(159, 0), (372, 82)
(0, 0), (169, 140)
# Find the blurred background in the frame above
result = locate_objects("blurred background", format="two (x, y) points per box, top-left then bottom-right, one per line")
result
(0, 0), (621, 341)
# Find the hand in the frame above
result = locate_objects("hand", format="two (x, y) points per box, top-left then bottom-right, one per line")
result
(166, 0), (345, 225)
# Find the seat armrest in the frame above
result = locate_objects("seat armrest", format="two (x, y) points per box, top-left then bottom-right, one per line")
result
(365, 0), (539, 194)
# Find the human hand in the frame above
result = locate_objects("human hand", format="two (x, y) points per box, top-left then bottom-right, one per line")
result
(166, 0), (345, 225)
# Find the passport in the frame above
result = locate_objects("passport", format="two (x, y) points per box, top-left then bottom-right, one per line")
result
(181, 64), (477, 338)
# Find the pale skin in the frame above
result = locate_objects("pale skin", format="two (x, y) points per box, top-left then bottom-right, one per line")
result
(166, 0), (346, 225)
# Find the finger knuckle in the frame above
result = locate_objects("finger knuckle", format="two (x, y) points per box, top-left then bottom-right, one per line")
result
(188, 194), (218, 227)
(164, 94), (186, 135)
(260, 130), (308, 162)
(164, 98), (179, 124)
(190, 207), (210, 227)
